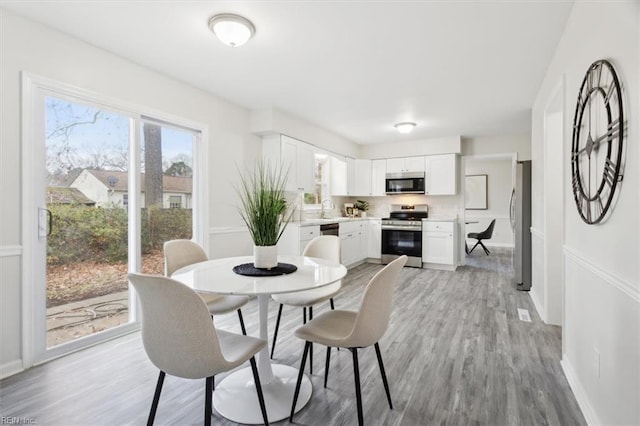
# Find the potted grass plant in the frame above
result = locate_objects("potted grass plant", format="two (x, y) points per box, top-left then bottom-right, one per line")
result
(237, 160), (294, 269)
(355, 200), (370, 218)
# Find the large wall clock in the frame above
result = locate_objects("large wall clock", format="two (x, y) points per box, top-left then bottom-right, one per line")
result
(571, 59), (624, 224)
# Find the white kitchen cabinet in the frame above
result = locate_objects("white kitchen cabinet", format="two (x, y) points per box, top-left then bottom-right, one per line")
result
(425, 154), (457, 195)
(278, 224), (320, 256)
(367, 219), (382, 259)
(340, 220), (367, 266)
(263, 134), (315, 193)
(354, 159), (372, 196)
(330, 157), (347, 196)
(371, 159), (386, 196)
(331, 156), (355, 196)
(422, 221), (457, 270)
(387, 156), (425, 173)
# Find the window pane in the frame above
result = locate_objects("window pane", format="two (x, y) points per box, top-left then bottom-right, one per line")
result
(303, 153), (330, 205)
(45, 96), (131, 347)
(140, 122), (195, 275)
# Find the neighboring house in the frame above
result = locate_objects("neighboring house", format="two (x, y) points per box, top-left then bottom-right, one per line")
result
(69, 169), (192, 209)
(46, 187), (96, 206)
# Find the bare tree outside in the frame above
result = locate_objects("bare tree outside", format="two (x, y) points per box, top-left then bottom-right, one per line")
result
(143, 123), (163, 208)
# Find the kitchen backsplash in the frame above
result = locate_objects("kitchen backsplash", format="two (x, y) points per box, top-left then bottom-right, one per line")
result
(292, 192), (461, 221)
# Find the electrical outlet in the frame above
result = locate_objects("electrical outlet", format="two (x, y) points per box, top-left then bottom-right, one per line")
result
(593, 348), (600, 379)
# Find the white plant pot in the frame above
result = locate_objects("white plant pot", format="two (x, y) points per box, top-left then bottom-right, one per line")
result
(253, 245), (278, 269)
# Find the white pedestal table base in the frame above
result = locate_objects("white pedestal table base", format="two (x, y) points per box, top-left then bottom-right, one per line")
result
(213, 364), (312, 424)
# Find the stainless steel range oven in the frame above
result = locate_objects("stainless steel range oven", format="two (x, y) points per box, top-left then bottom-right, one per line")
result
(381, 207), (428, 268)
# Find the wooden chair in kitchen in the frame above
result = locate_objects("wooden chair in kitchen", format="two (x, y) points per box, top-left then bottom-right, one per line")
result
(467, 219), (496, 255)
(164, 239), (249, 334)
(289, 255), (407, 426)
(270, 235), (342, 373)
(127, 273), (269, 426)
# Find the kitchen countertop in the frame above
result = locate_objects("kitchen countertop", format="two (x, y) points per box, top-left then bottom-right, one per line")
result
(292, 217), (380, 226)
(422, 217), (457, 222)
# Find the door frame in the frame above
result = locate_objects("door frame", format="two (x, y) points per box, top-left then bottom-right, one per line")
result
(21, 73), (209, 367)
(459, 152), (518, 266)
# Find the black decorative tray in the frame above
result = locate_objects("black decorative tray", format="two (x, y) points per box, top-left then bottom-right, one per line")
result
(232, 262), (298, 277)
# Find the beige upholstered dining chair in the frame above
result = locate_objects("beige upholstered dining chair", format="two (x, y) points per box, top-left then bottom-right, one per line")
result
(289, 255), (408, 426)
(270, 235), (342, 373)
(164, 239), (249, 334)
(127, 273), (269, 426)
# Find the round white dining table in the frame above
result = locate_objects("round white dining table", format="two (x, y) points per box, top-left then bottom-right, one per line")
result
(172, 255), (347, 424)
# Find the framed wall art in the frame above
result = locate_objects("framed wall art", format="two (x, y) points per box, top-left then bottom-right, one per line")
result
(465, 175), (488, 210)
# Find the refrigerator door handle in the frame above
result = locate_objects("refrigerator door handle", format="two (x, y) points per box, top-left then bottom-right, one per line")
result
(509, 188), (516, 230)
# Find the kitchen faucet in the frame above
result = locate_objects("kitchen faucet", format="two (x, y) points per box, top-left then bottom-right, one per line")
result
(320, 199), (334, 219)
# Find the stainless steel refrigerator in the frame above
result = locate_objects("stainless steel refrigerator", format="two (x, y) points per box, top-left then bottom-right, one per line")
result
(510, 160), (532, 290)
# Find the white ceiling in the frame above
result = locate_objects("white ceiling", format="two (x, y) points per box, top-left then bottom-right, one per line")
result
(2, 1), (574, 145)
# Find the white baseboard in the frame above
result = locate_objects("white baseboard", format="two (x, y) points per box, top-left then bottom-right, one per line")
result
(465, 240), (514, 248)
(0, 359), (24, 379)
(528, 290), (546, 323)
(561, 357), (600, 426)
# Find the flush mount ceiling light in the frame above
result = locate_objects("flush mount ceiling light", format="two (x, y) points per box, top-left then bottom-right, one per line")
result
(394, 122), (416, 134)
(208, 13), (255, 47)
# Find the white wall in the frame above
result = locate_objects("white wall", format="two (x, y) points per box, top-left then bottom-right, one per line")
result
(462, 133), (531, 160)
(532, 2), (639, 425)
(464, 158), (514, 247)
(251, 107), (361, 159)
(361, 136), (461, 159)
(0, 9), (259, 376)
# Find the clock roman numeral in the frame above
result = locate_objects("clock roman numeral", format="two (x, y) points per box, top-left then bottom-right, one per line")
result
(572, 174), (582, 192)
(594, 196), (604, 219)
(603, 158), (619, 187)
(589, 64), (602, 92)
(593, 118), (622, 146)
(604, 82), (617, 105)
(582, 195), (592, 223)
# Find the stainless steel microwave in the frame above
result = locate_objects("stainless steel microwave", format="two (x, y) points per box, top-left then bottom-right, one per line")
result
(385, 172), (425, 194)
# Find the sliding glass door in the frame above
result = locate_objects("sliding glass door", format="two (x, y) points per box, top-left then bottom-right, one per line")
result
(27, 78), (202, 363)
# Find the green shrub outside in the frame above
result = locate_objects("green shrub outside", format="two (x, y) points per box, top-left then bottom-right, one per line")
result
(47, 204), (192, 265)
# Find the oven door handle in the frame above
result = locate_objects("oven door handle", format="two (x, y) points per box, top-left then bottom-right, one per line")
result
(381, 226), (422, 232)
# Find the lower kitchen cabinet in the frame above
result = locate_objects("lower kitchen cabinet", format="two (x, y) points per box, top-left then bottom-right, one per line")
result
(422, 220), (457, 270)
(367, 219), (381, 259)
(277, 224), (320, 255)
(340, 220), (367, 266)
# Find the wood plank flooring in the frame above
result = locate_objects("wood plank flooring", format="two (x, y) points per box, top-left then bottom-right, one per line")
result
(0, 249), (585, 425)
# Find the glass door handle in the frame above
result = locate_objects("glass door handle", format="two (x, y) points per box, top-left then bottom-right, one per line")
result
(38, 208), (52, 239)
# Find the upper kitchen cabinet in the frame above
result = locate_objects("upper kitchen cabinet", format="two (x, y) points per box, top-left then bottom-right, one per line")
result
(386, 156), (425, 173)
(331, 156), (354, 196)
(371, 159), (386, 196)
(263, 134), (315, 193)
(424, 154), (457, 195)
(353, 159), (372, 196)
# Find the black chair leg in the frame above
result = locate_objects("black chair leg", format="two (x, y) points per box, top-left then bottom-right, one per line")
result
(270, 304), (283, 359)
(205, 376), (213, 426)
(237, 309), (247, 335)
(290, 341), (311, 422)
(480, 241), (491, 255)
(249, 357), (270, 426)
(468, 240), (481, 254)
(351, 348), (364, 426)
(329, 299), (339, 351)
(324, 347), (332, 388)
(309, 306), (313, 375)
(374, 342), (393, 410)
(147, 371), (165, 426)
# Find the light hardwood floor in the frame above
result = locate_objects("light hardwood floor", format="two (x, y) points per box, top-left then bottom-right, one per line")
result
(1, 249), (585, 425)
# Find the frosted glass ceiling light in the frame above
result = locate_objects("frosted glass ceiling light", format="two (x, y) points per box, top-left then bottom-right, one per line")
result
(209, 14), (255, 47)
(394, 122), (416, 134)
